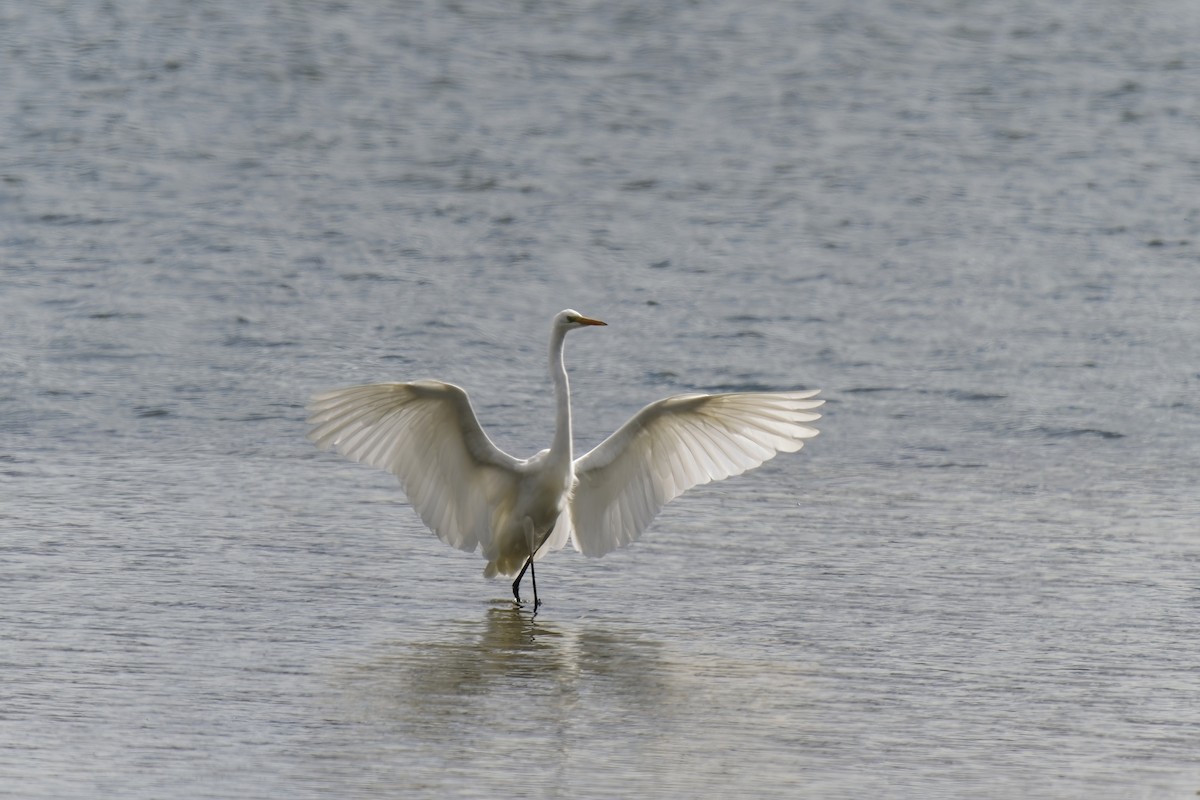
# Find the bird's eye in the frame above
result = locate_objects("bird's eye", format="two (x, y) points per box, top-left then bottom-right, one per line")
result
(566, 315), (578, 323)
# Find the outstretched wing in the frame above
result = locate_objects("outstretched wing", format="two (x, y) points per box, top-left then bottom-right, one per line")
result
(306, 380), (522, 554)
(569, 390), (823, 557)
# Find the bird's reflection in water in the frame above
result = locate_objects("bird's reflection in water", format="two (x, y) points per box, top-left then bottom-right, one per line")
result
(320, 607), (815, 796)
(341, 604), (675, 741)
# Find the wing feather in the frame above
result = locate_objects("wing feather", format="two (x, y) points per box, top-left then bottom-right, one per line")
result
(306, 381), (521, 554)
(570, 390), (822, 557)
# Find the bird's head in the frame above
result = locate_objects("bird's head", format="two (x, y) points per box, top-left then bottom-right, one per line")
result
(556, 309), (607, 330)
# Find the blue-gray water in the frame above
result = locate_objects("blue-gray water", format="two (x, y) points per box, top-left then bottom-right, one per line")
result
(3, 1), (1199, 797)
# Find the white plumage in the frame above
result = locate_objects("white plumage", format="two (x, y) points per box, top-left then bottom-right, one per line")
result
(307, 309), (822, 607)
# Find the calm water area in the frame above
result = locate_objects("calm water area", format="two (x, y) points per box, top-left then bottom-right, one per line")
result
(2, 1), (1199, 797)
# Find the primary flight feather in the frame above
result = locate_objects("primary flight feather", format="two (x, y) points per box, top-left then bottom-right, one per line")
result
(306, 309), (823, 607)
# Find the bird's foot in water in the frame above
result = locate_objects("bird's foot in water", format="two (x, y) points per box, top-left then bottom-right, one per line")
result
(510, 588), (542, 614)
(510, 591), (542, 611)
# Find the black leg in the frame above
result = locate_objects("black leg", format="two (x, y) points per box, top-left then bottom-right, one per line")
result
(529, 553), (540, 610)
(512, 556), (532, 604)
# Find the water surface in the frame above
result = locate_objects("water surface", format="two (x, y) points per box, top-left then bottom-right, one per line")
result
(2, 1), (1199, 797)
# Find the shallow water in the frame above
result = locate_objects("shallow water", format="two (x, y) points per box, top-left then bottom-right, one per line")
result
(3, 0), (1199, 797)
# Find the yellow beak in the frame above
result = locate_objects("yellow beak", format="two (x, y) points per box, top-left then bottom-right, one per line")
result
(575, 315), (607, 326)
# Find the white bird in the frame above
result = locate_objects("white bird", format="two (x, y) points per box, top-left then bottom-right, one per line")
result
(306, 309), (823, 608)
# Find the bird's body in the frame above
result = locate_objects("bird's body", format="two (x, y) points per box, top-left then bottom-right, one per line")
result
(307, 310), (822, 607)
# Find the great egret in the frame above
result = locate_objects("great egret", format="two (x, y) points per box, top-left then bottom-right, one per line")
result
(307, 309), (823, 608)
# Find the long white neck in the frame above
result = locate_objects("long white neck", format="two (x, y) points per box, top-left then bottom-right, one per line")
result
(549, 325), (573, 465)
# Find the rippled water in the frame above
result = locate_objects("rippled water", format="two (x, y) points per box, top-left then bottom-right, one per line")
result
(3, 1), (1199, 797)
